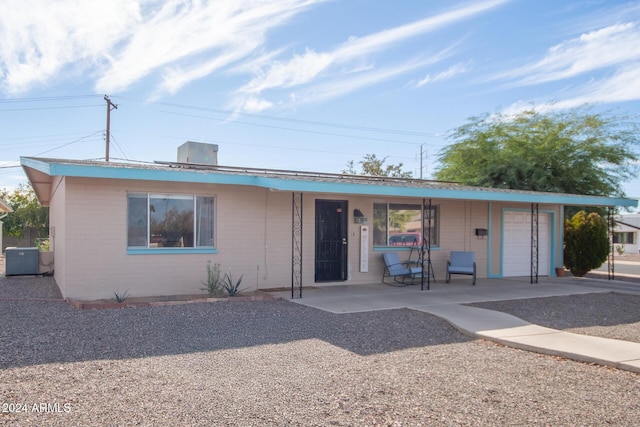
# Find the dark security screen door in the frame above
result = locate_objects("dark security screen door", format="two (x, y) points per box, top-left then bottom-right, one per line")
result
(315, 200), (348, 282)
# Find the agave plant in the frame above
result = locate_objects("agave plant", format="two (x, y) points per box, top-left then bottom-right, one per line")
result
(113, 290), (129, 303)
(222, 272), (244, 297)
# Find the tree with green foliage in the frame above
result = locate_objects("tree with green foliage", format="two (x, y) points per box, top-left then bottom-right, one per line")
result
(563, 211), (609, 277)
(434, 107), (639, 198)
(344, 154), (413, 178)
(0, 184), (49, 237)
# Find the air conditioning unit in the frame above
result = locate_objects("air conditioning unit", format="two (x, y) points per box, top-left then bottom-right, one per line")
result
(177, 141), (218, 165)
(5, 247), (39, 276)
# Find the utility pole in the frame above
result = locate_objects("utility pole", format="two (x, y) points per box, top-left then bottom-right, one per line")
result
(420, 144), (423, 179)
(104, 95), (118, 162)
(419, 144), (427, 179)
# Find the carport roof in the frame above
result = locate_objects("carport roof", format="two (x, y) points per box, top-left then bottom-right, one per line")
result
(21, 156), (638, 208)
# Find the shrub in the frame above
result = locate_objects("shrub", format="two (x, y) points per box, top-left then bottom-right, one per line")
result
(201, 261), (223, 296)
(37, 238), (50, 251)
(563, 211), (609, 277)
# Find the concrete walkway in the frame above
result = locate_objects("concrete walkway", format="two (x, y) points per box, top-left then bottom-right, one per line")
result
(269, 277), (640, 373)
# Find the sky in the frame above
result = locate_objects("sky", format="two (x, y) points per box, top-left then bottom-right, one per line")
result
(1, 0), (639, 204)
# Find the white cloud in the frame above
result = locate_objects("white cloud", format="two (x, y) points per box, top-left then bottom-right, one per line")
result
(152, 39), (261, 99)
(97, 0), (323, 93)
(241, 96), (274, 112)
(284, 57), (437, 106)
(0, 0), (139, 94)
(416, 61), (472, 87)
(236, 0), (508, 108)
(507, 63), (640, 114)
(0, 0), (324, 95)
(494, 15), (640, 115)
(584, 63), (640, 103)
(496, 22), (640, 86)
(0, 0), (509, 108)
(332, 0), (507, 61)
(238, 48), (334, 95)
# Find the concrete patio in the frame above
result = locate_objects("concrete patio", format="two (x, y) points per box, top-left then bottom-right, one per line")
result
(268, 275), (625, 314)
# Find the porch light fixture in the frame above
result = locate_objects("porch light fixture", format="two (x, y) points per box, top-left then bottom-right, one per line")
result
(354, 209), (367, 224)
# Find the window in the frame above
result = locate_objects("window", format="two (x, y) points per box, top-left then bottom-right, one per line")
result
(127, 193), (215, 249)
(373, 203), (438, 247)
(613, 232), (636, 244)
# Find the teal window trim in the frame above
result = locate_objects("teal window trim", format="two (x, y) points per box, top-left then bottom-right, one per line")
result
(127, 248), (218, 255)
(127, 191), (216, 251)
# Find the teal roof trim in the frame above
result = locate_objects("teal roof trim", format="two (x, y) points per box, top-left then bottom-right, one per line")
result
(20, 157), (638, 207)
(258, 176), (635, 206)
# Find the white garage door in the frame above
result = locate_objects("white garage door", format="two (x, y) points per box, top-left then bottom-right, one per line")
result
(503, 211), (550, 277)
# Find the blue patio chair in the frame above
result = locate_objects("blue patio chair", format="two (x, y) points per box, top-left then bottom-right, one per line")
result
(382, 252), (422, 286)
(446, 251), (476, 285)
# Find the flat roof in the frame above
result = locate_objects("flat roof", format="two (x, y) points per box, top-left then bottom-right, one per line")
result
(21, 156), (638, 208)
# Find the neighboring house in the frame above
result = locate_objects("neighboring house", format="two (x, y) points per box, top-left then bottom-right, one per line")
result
(614, 214), (640, 255)
(0, 198), (12, 254)
(20, 142), (637, 301)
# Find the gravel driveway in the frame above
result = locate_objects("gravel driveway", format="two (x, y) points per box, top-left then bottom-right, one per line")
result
(2, 276), (640, 426)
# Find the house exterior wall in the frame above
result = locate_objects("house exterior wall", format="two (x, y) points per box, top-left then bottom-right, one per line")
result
(50, 177), (565, 300)
(50, 176), (67, 295)
(55, 177), (294, 300)
(615, 214), (640, 256)
(298, 195), (492, 284)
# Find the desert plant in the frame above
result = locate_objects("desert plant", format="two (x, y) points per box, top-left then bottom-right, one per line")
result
(563, 211), (609, 277)
(616, 245), (625, 256)
(113, 290), (129, 303)
(222, 272), (244, 296)
(201, 261), (223, 296)
(36, 238), (50, 251)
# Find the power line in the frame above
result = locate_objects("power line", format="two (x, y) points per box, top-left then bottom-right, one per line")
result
(33, 131), (103, 157)
(114, 95), (444, 139)
(109, 133), (129, 160)
(0, 95), (101, 103)
(0, 131), (100, 143)
(0, 104), (103, 112)
(157, 109), (425, 146)
(152, 100), (441, 137)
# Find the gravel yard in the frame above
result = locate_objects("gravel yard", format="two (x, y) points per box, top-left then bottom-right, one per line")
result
(1, 276), (640, 426)
(472, 292), (640, 344)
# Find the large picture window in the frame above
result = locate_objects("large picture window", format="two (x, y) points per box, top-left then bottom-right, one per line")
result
(127, 193), (215, 249)
(373, 203), (438, 247)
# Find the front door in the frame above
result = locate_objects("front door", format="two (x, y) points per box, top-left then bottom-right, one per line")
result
(315, 200), (348, 282)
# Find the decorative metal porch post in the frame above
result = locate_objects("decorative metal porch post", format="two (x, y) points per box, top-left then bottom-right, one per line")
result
(291, 192), (303, 298)
(421, 198), (434, 290)
(530, 203), (539, 284)
(607, 207), (615, 281)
